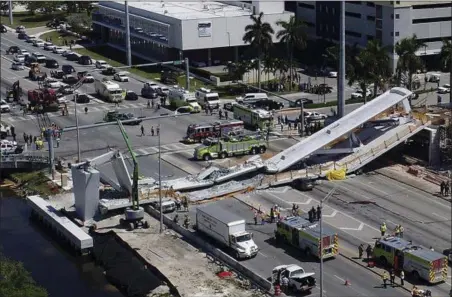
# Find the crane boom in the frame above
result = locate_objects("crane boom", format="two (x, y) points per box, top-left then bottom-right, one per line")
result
(117, 120), (139, 209)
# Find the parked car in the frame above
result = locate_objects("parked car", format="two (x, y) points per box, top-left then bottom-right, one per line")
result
(46, 59), (59, 69)
(63, 74), (78, 85)
(11, 62), (25, 70)
(114, 71), (129, 82)
(101, 67), (116, 75)
(66, 53), (80, 61)
(75, 93), (90, 103)
(1, 24), (7, 33)
(17, 32), (27, 39)
(328, 71), (338, 78)
(15, 25), (25, 33)
(125, 90), (138, 101)
(1, 100), (11, 113)
(43, 42), (56, 51)
(53, 47), (65, 54)
(50, 69), (65, 79)
(441, 84), (450, 93)
(62, 64), (75, 74)
(24, 56), (38, 67)
(304, 111), (328, 121)
(78, 55), (92, 65)
(32, 52), (46, 64)
(61, 50), (72, 57)
(289, 98), (314, 108)
(32, 40), (45, 47)
(252, 99), (284, 110)
(77, 71), (94, 83)
(14, 54), (25, 63)
(25, 35), (36, 43)
(95, 60), (111, 69)
(351, 89), (372, 99)
(17, 49), (30, 57)
(104, 111), (142, 125)
(44, 78), (65, 89)
(6, 46), (20, 54)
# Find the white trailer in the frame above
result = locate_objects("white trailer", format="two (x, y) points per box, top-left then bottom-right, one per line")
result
(195, 87), (220, 109)
(94, 79), (124, 103)
(196, 203), (258, 259)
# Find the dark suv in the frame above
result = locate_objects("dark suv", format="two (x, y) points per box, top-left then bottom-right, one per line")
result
(78, 55), (92, 65)
(62, 64), (75, 74)
(45, 59), (59, 69)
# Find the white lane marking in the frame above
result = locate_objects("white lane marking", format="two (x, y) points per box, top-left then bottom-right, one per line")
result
(258, 251), (268, 258)
(322, 210), (338, 218)
(137, 149), (148, 155)
(334, 275), (345, 282)
(351, 178), (389, 195)
(340, 223), (364, 231)
(432, 212), (449, 220)
(373, 174), (451, 209)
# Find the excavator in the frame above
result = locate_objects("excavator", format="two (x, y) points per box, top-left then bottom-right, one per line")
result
(117, 120), (149, 231)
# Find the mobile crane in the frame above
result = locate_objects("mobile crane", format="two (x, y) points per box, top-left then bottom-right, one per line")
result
(117, 120), (149, 231)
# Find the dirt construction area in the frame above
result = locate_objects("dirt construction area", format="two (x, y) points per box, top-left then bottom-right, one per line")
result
(94, 211), (263, 297)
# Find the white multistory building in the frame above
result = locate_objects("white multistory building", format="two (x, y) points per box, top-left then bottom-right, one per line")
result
(295, 1), (452, 71)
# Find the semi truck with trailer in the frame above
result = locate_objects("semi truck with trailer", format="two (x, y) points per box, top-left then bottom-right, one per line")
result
(94, 79), (124, 103)
(196, 203), (259, 260)
(275, 216), (339, 260)
(373, 236), (448, 284)
(193, 134), (267, 161)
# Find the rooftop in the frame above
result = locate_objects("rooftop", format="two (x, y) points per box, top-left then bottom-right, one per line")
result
(114, 1), (253, 20)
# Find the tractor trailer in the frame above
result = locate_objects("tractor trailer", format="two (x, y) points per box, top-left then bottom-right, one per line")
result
(196, 203), (259, 260)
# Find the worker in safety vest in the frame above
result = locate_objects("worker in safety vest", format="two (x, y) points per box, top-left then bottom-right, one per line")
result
(399, 225), (404, 238)
(395, 225), (400, 237)
(380, 222), (387, 237)
(382, 271), (389, 289)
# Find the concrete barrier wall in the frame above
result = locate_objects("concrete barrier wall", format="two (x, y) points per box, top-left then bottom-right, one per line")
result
(144, 206), (272, 292)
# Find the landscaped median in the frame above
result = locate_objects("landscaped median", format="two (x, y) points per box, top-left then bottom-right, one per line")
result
(39, 30), (78, 46)
(1, 11), (71, 28)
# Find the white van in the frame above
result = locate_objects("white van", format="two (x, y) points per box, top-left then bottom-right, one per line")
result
(195, 87), (220, 109)
(151, 200), (176, 213)
(236, 93), (268, 104)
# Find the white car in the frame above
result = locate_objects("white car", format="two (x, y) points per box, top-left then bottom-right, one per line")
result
(437, 86), (449, 94)
(114, 71), (129, 82)
(33, 40), (45, 47)
(11, 62), (25, 70)
(53, 47), (65, 54)
(328, 71), (338, 78)
(351, 89), (372, 99)
(304, 111), (327, 120)
(1, 100), (11, 113)
(57, 97), (68, 105)
(43, 42), (56, 51)
(441, 84), (450, 93)
(44, 78), (65, 89)
(95, 60), (111, 69)
(14, 54), (25, 63)
(18, 49), (30, 57)
(25, 35), (36, 43)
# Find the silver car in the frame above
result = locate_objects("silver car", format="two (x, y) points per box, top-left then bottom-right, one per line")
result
(11, 62), (25, 70)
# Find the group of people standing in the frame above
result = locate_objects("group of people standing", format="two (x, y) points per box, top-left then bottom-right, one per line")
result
(440, 181), (450, 196)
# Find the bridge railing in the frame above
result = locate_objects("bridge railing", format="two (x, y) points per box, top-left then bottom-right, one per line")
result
(1, 154), (50, 164)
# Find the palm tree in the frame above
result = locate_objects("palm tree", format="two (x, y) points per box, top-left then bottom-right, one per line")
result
(440, 39), (452, 102)
(243, 12), (274, 89)
(364, 40), (391, 97)
(395, 34), (426, 90)
(276, 16), (307, 91)
(347, 47), (374, 103)
(262, 55), (275, 85)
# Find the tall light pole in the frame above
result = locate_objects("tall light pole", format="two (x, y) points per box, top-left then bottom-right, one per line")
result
(125, 1), (132, 66)
(8, 1), (13, 25)
(158, 121), (163, 233)
(338, 0), (346, 118)
(319, 184), (338, 297)
(74, 93), (81, 162)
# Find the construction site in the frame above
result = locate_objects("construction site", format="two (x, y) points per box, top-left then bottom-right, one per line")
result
(25, 86), (452, 297)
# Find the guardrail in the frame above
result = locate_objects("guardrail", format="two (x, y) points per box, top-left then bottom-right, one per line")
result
(1, 154), (49, 164)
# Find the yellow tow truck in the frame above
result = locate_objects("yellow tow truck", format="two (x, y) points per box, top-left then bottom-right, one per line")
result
(373, 236), (448, 284)
(275, 216), (339, 260)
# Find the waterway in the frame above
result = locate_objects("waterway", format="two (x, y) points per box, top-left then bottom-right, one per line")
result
(0, 190), (124, 297)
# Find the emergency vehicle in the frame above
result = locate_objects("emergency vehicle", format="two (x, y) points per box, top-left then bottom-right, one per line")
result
(183, 120), (244, 143)
(195, 87), (220, 109)
(373, 236), (448, 284)
(168, 86), (201, 113)
(233, 104), (273, 131)
(94, 79), (124, 103)
(275, 216), (339, 260)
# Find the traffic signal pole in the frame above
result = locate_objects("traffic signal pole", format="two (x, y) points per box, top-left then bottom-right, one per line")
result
(125, 1), (132, 67)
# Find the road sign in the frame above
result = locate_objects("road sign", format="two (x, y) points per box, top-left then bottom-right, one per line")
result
(173, 60), (182, 66)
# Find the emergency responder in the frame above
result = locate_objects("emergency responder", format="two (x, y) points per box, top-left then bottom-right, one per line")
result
(358, 244), (364, 259)
(395, 225), (400, 237)
(308, 207), (313, 222)
(366, 244), (372, 260)
(183, 197), (189, 211)
(399, 225), (404, 238)
(411, 285), (420, 297)
(281, 275), (289, 293)
(390, 269), (395, 286)
(380, 222), (387, 237)
(254, 210), (258, 225)
(183, 214), (190, 228)
(156, 125), (160, 136)
(400, 270), (405, 286)
(430, 246), (434, 251)
(311, 206), (317, 222)
(173, 214), (179, 224)
(84, 107), (88, 114)
(382, 271), (389, 288)
(270, 207), (275, 223)
(151, 99), (155, 108)
(151, 126), (155, 136)
(441, 181), (446, 196)
(224, 110), (228, 119)
(316, 205), (321, 221)
(147, 100), (151, 109)
(140, 125), (145, 136)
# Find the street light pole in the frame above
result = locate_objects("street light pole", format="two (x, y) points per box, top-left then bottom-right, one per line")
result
(158, 122), (163, 233)
(320, 184), (338, 297)
(74, 93), (81, 162)
(124, 1), (132, 67)
(8, 1), (13, 25)
(300, 100), (305, 137)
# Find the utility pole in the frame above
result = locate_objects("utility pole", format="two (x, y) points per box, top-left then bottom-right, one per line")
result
(338, 0), (346, 118)
(300, 100), (305, 137)
(46, 129), (55, 180)
(125, 1), (132, 66)
(185, 58), (190, 90)
(158, 123), (163, 233)
(320, 184), (338, 297)
(74, 94), (81, 162)
(8, 1), (13, 25)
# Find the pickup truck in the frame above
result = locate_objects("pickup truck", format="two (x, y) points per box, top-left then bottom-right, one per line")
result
(272, 264), (316, 294)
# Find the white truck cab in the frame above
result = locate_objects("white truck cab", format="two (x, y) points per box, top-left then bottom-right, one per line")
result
(94, 79), (124, 103)
(195, 87), (220, 109)
(236, 93), (268, 104)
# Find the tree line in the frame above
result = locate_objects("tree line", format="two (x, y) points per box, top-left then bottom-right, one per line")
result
(237, 12), (452, 103)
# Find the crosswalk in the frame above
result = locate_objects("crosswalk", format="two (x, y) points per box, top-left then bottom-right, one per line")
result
(131, 142), (198, 157)
(2, 101), (150, 123)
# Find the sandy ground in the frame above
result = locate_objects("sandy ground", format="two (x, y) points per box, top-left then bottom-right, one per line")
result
(93, 211), (262, 297)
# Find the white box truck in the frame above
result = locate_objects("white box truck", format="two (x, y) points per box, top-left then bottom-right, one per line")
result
(94, 79), (124, 103)
(196, 203), (258, 260)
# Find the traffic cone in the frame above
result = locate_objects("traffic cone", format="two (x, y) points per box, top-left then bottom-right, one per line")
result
(344, 279), (350, 286)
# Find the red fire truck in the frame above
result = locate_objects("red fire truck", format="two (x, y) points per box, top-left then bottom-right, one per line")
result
(183, 120), (244, 143)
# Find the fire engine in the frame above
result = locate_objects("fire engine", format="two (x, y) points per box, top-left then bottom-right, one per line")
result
(183, 119), (244, 143)
(28, 88), (59, 112)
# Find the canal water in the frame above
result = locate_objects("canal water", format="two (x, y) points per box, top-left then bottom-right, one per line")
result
(0, 190), (124, 297)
